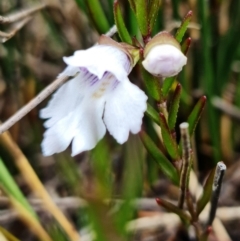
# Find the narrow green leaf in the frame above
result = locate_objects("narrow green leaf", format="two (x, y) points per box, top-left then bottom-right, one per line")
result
(187, 96), (207, 136)
(75, 0), (87, 13)
(91, 139), (112, 197)
(162, 76), (176, 99)
(84, 0), (110, 33)
(168, 83), (182, 131)
(146, 103), (160, 126)
(135, 0), (148, 37)
(181, 37), (191, 55)
(141, 65), (161, 101)
(115, 136), (144, 236)
(156, 198), (190, 224)
(216, 0), (240, 93)
(175, 10), (193, 43)
(114, 1), (132, 44)
(148, 0), (161, 34)
(139, 131), (179, 185)
(159, 113), (180, 161)
(128, 0), (136, 12)
(198, 0), (220, 163)
(196, 168), (216, 216)
(178, 96), (207, 156)
(0, 158), (37, 218)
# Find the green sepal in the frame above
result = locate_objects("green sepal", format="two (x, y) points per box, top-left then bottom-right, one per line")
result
(135, 0), (148, 37)
(159, 113), (180, 161)
(187, 96), (207, 136)
(114, 1), (132, 44)
(175, 10), (193, 43)
(139, 131), (179, 185)
(162, 76), (176, 100)
(196, 167), (216, 216)
(156, 198), (190, 225)
(168, 83), (182, 131)
(146, 103), (160, 126)
(148, 0), (161, 34)
(181, 37), (191, 55)
(141, 65), (161, 101)
(84, 0), (110, 33)
(128, 0), (136, 12)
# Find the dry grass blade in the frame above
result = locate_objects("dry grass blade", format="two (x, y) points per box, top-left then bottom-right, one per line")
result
(0, 131), (81, 241)
(0, 16), (32, 43)
(212, 96), (240, 120)
(0, 75), (69, 134)
(0, 3), (46, 24)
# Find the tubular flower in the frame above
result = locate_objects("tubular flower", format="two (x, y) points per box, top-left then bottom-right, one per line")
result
(142, 32), (187, 77)
(40, 42), (147, 156)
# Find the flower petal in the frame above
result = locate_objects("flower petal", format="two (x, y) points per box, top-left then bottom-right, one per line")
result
(41, 97), (106, 156)
(142, 44), (187, 77)
(104, 79), (147, 144)
(63, 45), (130, 82)
(71, 98), (106, 156)
(41, 111), (78, 156)
(40, 70), (98, 128)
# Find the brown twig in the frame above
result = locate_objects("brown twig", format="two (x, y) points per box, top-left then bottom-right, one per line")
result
(0, 16), (32, 43)
(207, 162), (226, 227)
(0, 75), (69, 134)
(0, 3), (46, 24)
(178, 122), (191, 209)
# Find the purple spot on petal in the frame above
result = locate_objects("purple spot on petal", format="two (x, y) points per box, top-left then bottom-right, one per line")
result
(90, 77), (99, 86)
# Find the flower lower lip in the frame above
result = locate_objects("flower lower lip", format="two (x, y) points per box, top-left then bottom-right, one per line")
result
(40, 44), (148, 156)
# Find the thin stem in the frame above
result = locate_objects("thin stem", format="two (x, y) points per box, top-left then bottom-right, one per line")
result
(0, 75), (69, 134)
(158, 100), (168, 120)
(8, 195), (53, 241)
(207, 162), (226, 227)
(178, 122), (191, 209)
(0, 16), (32, 43)
(0, 3), (46, 24)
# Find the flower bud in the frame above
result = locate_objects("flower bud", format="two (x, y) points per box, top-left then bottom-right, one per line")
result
(142, 32), (187, 77)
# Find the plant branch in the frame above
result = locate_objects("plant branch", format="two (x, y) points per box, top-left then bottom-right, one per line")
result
(207, 162), (226, 226)
(0, 16), (32, 43)
(178, 122), (191, 209)
(0, 75), (70, 134)
(0, 3), (46, 24)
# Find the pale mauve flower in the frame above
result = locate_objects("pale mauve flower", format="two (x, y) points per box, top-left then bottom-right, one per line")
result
(142, 44), (187, 77)
(142, 31), (187, 77)
(40, 44), (147, 156)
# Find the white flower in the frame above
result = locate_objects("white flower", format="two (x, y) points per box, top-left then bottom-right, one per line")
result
(142, 31), (187, 77)
(142, 44), (187, 77)
(40, 45), (147, 156)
